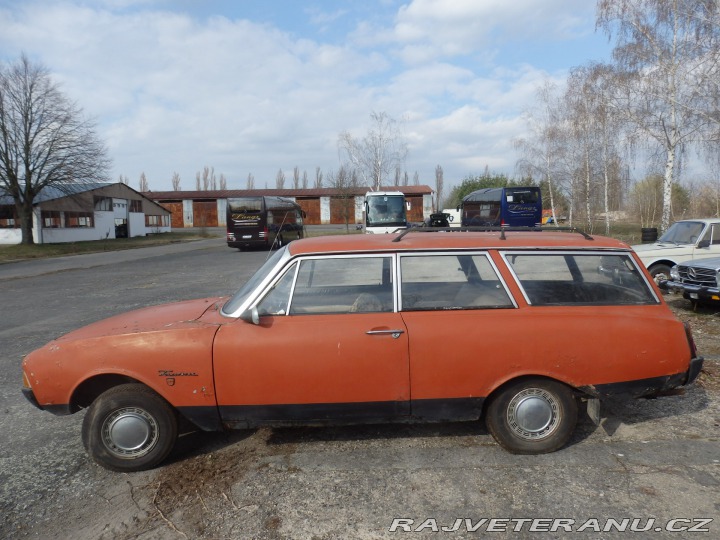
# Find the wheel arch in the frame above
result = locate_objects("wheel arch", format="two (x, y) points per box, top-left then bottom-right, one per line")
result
(70, 374), (220, 431)
(482, 374), (586, 415)
(70, 373), (140, 412)
(647, 259), (676, 271)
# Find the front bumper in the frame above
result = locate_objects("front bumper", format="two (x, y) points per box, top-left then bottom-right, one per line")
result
(22, 387), (73, 415)
(664, 280), (720, 304)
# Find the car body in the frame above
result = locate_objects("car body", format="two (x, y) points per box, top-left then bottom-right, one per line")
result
(632, 218), (720, 282)
(664, 256), (720, 305)
(22, 230), (703, 471)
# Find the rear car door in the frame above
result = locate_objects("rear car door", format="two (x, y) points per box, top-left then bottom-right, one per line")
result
(397, 252), (517, 419)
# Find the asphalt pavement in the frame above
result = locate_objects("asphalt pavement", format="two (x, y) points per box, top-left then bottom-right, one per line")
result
(0, 237), (227, 281)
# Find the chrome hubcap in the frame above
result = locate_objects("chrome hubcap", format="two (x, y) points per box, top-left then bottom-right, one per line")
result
(507, 388), (560, 440)
(102, 407), (158, 458)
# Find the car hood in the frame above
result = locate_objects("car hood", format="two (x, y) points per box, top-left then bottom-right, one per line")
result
(677, 256), (720, 269)
(54, 297), (226, 342)
(631, 242), (693, 257)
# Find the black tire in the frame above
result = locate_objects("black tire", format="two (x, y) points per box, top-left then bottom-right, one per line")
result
(486, 378), (577, 454)
(82, 383), (178, 472)
(649, 264), (672, 284)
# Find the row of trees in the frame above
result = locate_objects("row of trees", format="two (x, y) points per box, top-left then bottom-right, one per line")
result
(517, 0), (720, 233)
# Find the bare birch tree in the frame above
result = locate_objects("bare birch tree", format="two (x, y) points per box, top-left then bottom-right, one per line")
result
(314, 167), (323, 188)
(0, 54), (110, 244)
(139, 172), (149, 192)
(515, 81), (568, 225)
(171, 172), (181, 191)
(338, 111), (408, 190)
(435, 165), (444, 211)
(598, 0), (719, 231)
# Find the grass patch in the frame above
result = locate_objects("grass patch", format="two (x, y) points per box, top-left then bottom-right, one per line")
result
(0, 231), (216, 263)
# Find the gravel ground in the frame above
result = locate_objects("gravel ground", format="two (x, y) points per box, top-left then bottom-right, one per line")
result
(1, 243), (718, 539)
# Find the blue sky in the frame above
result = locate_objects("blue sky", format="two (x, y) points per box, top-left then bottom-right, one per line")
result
(0, 0), (613, 193)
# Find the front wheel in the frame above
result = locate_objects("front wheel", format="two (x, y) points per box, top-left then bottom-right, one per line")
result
(82, 384), (178, 472)
(486, 378), (577, 454)
(649, 264), (672, 284)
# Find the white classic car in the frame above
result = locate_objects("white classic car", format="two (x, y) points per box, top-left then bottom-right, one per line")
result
(632, 219), (720, 282)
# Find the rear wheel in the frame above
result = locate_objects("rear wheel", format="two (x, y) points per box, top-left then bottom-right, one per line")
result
(486, 378), (577, 454)
(82, 384), (178, 472)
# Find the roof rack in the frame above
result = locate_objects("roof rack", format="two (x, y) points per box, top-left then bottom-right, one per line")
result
(392, 226), (594, 242)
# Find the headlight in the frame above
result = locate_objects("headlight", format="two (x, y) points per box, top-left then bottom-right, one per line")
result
(670, 265), (680, 280)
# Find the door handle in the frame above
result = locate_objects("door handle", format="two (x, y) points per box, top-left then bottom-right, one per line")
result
(366, 329), (404, 339)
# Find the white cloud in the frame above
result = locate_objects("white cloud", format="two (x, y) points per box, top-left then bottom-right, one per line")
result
(0, 0), (606, 191)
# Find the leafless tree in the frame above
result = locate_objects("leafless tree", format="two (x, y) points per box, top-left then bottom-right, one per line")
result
(327, 165), (359, 230)
(515, 81), (568, 225)
(246, 173), (255, 190)
(394, 165), (402, 186)
(302, 170), (308, 189)
(197, 166), (215, 191)
(435, 165), (444, 211)
(597, 0), (719, 231)
(0, 54), (110, 244)
(119, 174), (129, 185)
(219, 174), (227, 190)
(276, 169), (285, 189)
(292, 166), (300, 189)
(171, 172), (181, 191)
(139, 172), (149, 192)
(412, 171), (419, 186)
(338, 111), (408, 191)
(314, 167), (323, 188)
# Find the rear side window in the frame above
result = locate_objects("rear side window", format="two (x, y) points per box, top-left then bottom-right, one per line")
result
(400, 254), (514, 311)
(504, 253), (658, 306)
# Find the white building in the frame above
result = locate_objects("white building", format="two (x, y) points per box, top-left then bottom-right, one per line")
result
(0, 183), (171, 245)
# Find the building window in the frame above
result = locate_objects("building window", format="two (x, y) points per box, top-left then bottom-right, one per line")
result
(129, 200), (142, 212)
(0, 207), (17, 228)
(94, 196), (112, 211)
(65, 212), (94, 228)
(42, 211), (62, 228)
(145, 215), (170, 227)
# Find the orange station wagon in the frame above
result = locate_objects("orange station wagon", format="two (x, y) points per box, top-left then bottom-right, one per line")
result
(22, 229), (704, 471)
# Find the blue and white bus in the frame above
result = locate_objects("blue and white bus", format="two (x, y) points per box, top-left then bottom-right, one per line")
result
(459, 187), (542, 227)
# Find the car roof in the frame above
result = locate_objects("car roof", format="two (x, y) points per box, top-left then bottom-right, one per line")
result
(288, 230), (631, 256)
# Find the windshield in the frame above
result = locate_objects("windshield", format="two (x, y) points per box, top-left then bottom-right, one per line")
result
(222, 247), (289, 315)
(366, 195), (406, 227)
(658, 221), (704, 244)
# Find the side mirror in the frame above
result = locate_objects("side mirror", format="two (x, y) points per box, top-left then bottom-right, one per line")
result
(240, 306), (260, 325)
(698, 239), (710, 249)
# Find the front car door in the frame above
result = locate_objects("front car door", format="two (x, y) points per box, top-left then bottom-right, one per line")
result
(213, 254), (410, 427)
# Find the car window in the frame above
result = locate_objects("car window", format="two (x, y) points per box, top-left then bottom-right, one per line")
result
(400, 254), (513, 310)
(256, 262), (298, 316)
(287, 256), (393, 314)
(505, 253), (658, 306)
(222, 246), (289, 315)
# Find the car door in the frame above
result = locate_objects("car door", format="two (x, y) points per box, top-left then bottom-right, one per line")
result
(213, 254), (410, 427)
(397, 252), (517, 420)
